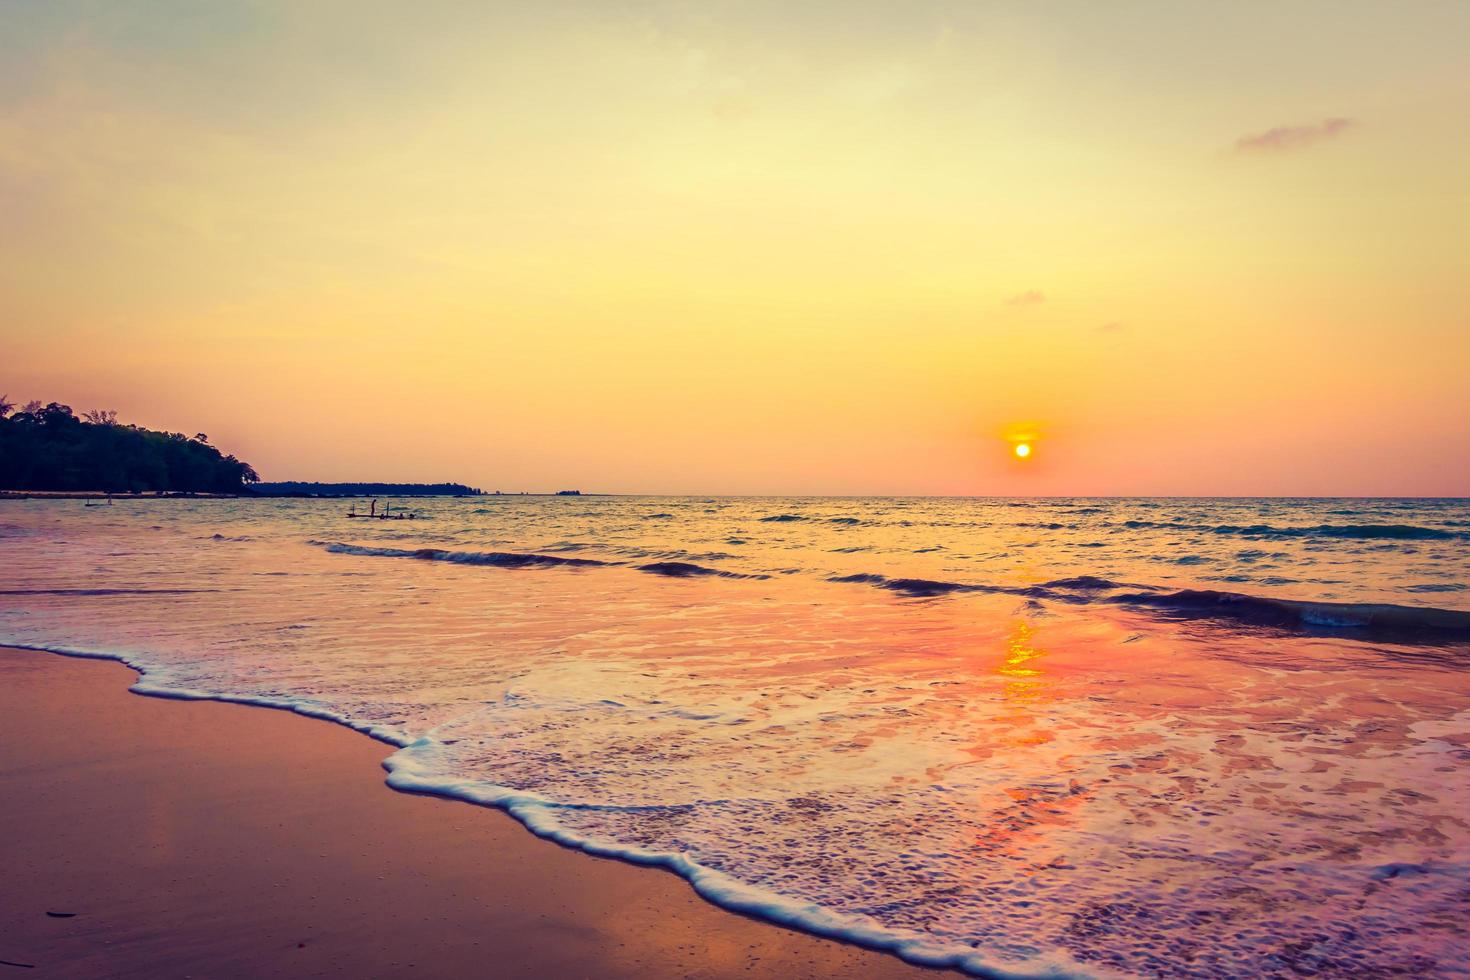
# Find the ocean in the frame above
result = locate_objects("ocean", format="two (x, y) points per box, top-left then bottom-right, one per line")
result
(2, 496), (1467, 977)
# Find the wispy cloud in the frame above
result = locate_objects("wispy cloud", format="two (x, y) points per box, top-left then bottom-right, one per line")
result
(1097, 321), (1124, 333)
(1005, 290), (1045, 307)
(1235, 117), (1356, 153)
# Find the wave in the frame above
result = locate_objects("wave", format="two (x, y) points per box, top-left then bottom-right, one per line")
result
(1234, 549), (1286, 561)
(759, 514), (807, 522)
(830, 573), (887, 586)
(827, 572), (1470, 640)
(857, 577), (980, 597)
(600, 545), (744, 563)
(1103, 588), (1470, 638)
(312, 542), (1470, 642)
(0, 588), (226, 596)
(1119, 520), (1465, 542)
(636, 561), (771, 581)
(312, 541), (766, 582)
(1040, 575), (1125, 591)
(828, 573), (1055, 601)
(1232, 523), (1462, 541)
(311, 542), (611, 569)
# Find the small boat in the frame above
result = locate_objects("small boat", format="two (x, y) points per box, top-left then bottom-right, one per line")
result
(347, 499), (418, 520)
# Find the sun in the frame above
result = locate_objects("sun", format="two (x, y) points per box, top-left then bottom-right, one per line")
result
(999, 422), (1042, 462)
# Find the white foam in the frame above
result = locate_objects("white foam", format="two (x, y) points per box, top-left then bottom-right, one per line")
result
(4, 638), (1090, 979)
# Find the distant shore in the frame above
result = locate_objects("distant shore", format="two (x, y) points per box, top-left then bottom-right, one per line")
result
(0, 490), (243, 499)
(0, 648), (937, 979)
(0, 490), (611, 499)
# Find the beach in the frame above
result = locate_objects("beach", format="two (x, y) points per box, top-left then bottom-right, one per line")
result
(5, 1), (1467, 972)
(2, 495), (1468, 975)
(0, 647), (937, 978)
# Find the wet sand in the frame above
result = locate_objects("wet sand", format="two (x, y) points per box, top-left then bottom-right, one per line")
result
(0, 648), (940, 979)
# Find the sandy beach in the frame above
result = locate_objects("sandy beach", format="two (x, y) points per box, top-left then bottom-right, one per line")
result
(0, 647), (939, 979)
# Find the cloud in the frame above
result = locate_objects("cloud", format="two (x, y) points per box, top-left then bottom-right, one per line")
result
(1097, 321), (1124, 333)
(1005, 290), (1045, 307)
(1234, 117), (1356, 153)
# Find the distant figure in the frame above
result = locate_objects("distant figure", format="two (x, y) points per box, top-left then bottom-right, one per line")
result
(370, 498), (377, 517)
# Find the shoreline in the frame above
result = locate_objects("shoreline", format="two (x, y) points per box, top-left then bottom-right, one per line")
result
(0, 646), (944, 979)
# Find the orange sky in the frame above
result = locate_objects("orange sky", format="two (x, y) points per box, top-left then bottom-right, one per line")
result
(3, 2), (1468, 494)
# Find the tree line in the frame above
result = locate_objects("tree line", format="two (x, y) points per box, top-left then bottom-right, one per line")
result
(0, 397), (259, 493)
(252, 481), (484, 497)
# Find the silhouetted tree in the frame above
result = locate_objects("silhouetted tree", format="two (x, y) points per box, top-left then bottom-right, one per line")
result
(0, 402), (260, 492)
(252, 481), (483, 496)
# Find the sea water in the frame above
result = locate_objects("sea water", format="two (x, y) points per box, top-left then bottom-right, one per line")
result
(2, 496), (1467, 977)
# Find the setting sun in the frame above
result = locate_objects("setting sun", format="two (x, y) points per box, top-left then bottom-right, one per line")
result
(1014, 444), (1032, 459)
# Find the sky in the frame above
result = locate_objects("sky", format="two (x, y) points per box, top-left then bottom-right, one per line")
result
(3, 1), (1468, 495)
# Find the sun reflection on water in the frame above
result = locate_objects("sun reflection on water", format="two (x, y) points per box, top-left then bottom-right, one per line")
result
(996, 620), (1053, 745)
